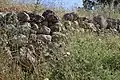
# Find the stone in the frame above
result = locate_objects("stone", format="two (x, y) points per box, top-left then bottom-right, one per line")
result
(44, 78), (49, 80)
(92, 15), (108, 31)
(29, 34), (37, 42)
(63, 12), (79, 21)
(41, 20), (48, 26)
(28, 12), (45, 23)
(42, 10), (59, 26)
(56, 22), (63, 27)
(47, 14), (60, 24)
(52, 32), (66, 42)
(34, 14), (45, 23)
(66, 52), (70, 55)
(51, 22), (62, 32)
(64, 21), (72, 26)
(86, 23), (97, 32)
(49, 25), (61, 33)
(42, 9), (55, 18)
(17, 12), (30, 22)
(31, 23), (39, 31)
(37, 34), (52, 43)
(73, 21), (79, 26)
(38, 25), (51, 35)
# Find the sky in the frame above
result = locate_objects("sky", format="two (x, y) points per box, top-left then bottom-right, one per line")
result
(15, 0), (83, 9)
(41, 0), (83, 9)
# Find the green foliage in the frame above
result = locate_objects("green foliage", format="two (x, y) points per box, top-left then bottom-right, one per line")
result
(64, 32), (120, 80)
(47, 32), (120, 80)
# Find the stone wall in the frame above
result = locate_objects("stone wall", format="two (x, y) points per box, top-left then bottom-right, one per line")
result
(0, 9), (120, 76)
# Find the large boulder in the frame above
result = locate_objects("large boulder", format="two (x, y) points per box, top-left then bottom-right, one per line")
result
(63, 12), (79, 22)
(42, 10), (60, 26)
(92, 15), (108, 31)
(17, 12), (30, 22)
(28, 12), (45, 23)
(46, 14), (59, 24)
(42, 9), (55, 18)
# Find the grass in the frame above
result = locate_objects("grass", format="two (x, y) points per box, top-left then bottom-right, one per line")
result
(1, 30), (120, 80)
(66, 32), (120, 80)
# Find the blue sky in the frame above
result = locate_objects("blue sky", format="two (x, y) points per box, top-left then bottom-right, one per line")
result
(41, 0), (83, 9)
(15, 0), (83, 9)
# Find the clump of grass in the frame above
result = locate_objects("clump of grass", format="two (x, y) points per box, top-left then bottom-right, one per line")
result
(62, 32), (120, 80)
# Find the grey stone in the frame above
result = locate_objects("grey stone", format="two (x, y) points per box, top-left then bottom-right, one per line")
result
(92, 15), (108, 31)
(42, 9), (55, 19)
(52, 32), (66, 42)
(38, 25), (51, 35)
(63, 12), (79, 21)
(28, 12), (45, 23)
(86, 23), (97, 32)
(49, 25), (61, 33)
(37, 34), (52, 43)
(17, 12), (30, 22)
(64, 21), (72, 26)
(31, 23), (39, 31)
(29, 34), (37, 42)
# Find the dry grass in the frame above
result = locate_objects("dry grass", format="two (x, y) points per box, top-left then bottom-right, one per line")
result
(0, 4), (36, 12)
(0, 0), (44, 12)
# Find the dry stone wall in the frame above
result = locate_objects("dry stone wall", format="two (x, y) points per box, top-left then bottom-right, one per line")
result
(1, 9), (120, 75)
(0, 10), (67, 74)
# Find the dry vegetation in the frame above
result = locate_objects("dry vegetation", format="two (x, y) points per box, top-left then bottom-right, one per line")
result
(0, 0), (44, 12)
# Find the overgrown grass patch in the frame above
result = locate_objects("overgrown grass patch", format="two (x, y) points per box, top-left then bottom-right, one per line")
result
(67, 32), (120, 80)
